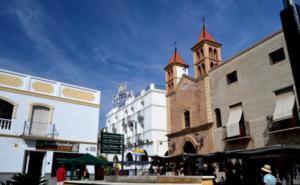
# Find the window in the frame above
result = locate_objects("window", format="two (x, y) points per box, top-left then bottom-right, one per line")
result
(184, 110), (190, 128)
(227, 71), (238, 84)
(269, 48), (285, 64)
(197, 65), (201, 76)
(214, 49), (218, 60)
(215, 108), (222, 128)
(209, 47), (213, 58)
(0, 99), (13, 120)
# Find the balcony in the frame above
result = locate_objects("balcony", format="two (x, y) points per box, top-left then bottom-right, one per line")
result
(23, 121), (58, 139)
(137, 134), (144, 145)
(0, 118), (12, 135)
(137, 111), (144, 121)
(266, 114), (300, 134)
(223, 121), (251, 142)
(112, 126), (117, 133)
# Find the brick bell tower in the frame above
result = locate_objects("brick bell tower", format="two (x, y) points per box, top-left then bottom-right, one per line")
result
(164, 45), (189, 95)
(191, 20), (222, 79)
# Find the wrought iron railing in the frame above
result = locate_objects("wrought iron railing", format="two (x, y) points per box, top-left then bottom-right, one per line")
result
(0, 118), (12, 130)
(223, 121), (250, 140)
(266, 113), (300, 133)
(138, 111), (144, 121)
(23, 121), (57, 139)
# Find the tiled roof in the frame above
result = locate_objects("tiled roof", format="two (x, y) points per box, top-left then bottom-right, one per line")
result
(197, 26), (216, 43)
(169, 49), (186, 65)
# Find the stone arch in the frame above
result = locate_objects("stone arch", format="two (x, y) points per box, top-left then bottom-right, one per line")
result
(182, 136), (197, 154)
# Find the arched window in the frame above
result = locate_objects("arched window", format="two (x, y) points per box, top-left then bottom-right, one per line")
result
(197, 65), (201, 76)
(184, 110), (190, 128)
(215, 108), (222, 128)
(196, 51), (200, 60)
(209, 48), (213, 59)
(210, 62), (214, 68)
(213, 49), (218, 60)
(200, 49), (204, 59)
(202, 63), (206, 74)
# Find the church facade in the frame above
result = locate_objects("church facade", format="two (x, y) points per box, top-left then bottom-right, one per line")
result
(164, 24), (222, 155)
(165, 24), (299, 155)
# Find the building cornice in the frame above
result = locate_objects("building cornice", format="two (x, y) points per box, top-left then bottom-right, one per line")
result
(166, 122), (213, 138)
(0, 133), (98, 145)
(0, 86), (100, 108)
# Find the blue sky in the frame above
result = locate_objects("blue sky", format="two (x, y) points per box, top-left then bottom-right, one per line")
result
(0, 0), (295, 128)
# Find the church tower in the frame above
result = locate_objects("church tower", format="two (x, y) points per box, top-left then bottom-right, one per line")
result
(164, 46), (189, 95)
(191, 21), (222, 79)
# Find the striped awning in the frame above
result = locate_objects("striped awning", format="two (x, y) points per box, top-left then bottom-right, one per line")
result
(226, 105), (243, 137)
(273, 90), (295, 121)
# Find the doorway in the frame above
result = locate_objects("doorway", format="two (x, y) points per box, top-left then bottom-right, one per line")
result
(24, 151), (45, 177)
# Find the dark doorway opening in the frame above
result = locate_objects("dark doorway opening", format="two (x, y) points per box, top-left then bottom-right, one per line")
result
(25, 151), (45, 177)
(183, 141), (196, 154)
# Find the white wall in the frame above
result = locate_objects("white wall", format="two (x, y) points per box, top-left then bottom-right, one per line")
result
(0, 91), (99, 143)
(105, 84), (168, 162)
(0, 138), (35, 173)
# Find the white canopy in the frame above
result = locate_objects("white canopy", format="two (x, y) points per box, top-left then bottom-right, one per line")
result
(273, 91), (295, 121)
(226, 105), (243, 138)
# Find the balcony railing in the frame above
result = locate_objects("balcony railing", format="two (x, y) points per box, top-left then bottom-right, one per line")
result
(0, 118), (12, 131)
(138, 111), (144, 121)
(266, 114), (300, 134)
(223, 121), (250, 141)
(23, 121), (58, 139)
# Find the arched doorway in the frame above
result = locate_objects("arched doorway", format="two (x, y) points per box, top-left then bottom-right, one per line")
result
(183, 141), (196, 154)
(183, 141), (197, 175)
(140, 150), (148, 162)
(126, 153), (133, 162)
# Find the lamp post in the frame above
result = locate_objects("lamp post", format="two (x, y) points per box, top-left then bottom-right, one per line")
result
(134, 120), (137, 176)
(129, 120), (138, 176)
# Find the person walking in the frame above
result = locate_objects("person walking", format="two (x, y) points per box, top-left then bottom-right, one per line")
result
(261, 164), (276, 185)
(57, 165), (67, 185)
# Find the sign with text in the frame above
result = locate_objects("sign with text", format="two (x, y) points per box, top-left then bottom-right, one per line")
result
(112, 82), (132, 108)
(100, 132), (124, 154)
(36, 140), (79, 152)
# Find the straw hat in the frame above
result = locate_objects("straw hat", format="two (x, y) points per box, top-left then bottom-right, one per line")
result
(261, 164), (272, 173)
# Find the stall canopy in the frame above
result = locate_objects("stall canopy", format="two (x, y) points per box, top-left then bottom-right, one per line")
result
(58, 153), (109, 166)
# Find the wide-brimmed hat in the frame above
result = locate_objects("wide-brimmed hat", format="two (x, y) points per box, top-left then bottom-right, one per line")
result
(261, 164), (272, 173)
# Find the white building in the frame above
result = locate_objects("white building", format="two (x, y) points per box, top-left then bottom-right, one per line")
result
(105, 83), (168, 174)
(0, 69), (100, 181)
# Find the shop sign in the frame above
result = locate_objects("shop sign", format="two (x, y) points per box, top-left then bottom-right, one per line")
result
(100, 132), (124, 154)
(132, 148), (145, 156)
(36, 140), (79, 152)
